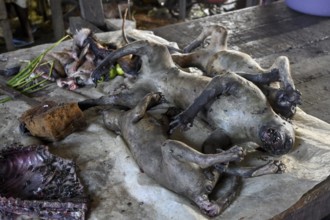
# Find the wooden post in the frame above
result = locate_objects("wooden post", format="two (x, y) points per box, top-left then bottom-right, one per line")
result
(0, 0), (15, 51)
(49, 0), (65, 40)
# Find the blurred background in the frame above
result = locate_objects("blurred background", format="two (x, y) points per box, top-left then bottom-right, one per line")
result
(0, 0), (277, 53)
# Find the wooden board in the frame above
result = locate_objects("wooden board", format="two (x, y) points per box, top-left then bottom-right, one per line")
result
(78, 0), (105, 28)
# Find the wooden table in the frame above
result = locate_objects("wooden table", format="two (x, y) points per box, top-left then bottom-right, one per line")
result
(153, 1), (330, 219)
(0, 1), (329, 219)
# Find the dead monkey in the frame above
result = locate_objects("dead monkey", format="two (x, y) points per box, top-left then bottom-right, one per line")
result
(103, 92), (244, 216)
(91, 40), (295, 157)
(102, 92), (286, 217)
(172, 24), (301, 119)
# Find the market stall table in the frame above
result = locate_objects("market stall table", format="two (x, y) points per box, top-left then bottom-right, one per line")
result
(0, 1), (330, 219)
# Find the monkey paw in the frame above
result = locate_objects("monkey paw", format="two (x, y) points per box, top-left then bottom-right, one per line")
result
(168, 112), (194, 134)
(270, 160), (286, 173)
(156, 92), (169, 104)
(251, 160), (286, 177)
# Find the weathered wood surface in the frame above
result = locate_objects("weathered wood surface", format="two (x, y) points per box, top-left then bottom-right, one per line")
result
(78, 0), (105, 28)
(153, 1), (330, 124)
(153, 1), (330, 219)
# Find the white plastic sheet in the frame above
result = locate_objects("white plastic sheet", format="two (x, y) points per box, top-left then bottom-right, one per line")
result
(1, 30), (329, 220)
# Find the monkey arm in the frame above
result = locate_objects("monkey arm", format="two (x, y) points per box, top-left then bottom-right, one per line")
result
(169, 72), (240, 134)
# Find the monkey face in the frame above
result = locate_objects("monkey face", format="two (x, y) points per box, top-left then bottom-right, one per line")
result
(259, 122), (295, 156)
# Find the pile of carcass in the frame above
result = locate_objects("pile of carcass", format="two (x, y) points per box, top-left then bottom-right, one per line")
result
(12, 24), (301, 218)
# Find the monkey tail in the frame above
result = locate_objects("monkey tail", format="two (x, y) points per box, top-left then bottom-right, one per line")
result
(122, 8), (129, 45)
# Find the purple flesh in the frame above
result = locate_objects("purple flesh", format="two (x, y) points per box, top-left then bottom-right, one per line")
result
(0, 144), (88, 219)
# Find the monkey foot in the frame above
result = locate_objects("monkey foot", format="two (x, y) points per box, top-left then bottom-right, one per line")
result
(251, 160), (286, 177)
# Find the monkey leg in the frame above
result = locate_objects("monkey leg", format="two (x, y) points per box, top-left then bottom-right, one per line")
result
(215, 160), (286, 178)
(191, 174), (241, 217)
(161, 140), (243, 217)
(212, 175), (242, 216)
(169, 72), (241, 133)
(270, 56), (295, 89)
(172, 25), (228, 71)
(129, 92), (164, 123)
(265, 56), (302, 118)
(193, 194), (222, 217)
(77, 87), (149, 110)
(92, 40), (174, 84)
(161, 140), (244, 169)
(161, 140), (219, 182)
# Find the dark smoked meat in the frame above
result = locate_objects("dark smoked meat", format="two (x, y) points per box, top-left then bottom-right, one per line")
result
(0, 144), (88, 219)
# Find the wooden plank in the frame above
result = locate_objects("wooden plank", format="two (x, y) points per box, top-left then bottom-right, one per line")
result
(50, 0), (65, 40)
(78, 0), (105, 28)
(153, 2), (301, 47)
(271, 176), (330, 220)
